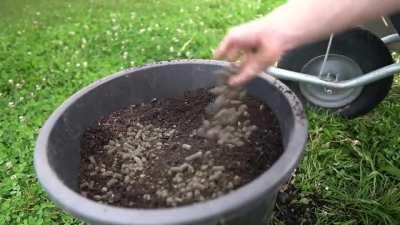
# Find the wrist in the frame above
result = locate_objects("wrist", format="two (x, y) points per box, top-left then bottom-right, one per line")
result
(259, 2), (315, 55)
(258, 18), (300, 58)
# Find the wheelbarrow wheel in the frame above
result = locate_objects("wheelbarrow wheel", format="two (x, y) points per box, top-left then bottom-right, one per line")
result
(278, 28), (394, 118)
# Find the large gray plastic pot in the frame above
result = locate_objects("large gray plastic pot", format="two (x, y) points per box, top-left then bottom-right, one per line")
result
(34, 60), (307, 225)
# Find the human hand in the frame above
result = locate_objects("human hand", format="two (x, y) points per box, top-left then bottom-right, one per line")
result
(214, 18), (291, 86)
(214, 20), (285, 86)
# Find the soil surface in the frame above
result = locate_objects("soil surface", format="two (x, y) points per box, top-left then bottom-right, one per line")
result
(79, 88), (283, 208)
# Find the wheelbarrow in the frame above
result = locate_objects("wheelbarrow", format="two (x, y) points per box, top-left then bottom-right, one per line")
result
(261, 14), (400, 118)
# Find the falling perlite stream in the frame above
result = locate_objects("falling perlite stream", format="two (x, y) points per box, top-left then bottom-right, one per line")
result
(197, 66), (258, 147)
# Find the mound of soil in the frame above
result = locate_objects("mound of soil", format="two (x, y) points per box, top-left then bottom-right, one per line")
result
(79, 88), (283, 208)
(273, 184), (323, 225)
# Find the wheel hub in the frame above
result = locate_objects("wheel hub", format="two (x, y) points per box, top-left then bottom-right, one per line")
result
(299, 54), (364, 108)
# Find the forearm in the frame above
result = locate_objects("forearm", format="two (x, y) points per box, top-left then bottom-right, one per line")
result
(263, 0), (400, 51)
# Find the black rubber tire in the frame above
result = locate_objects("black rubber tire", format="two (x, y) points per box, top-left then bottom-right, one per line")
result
(278, 28), (394, 118)
(390, 13), (400, 33)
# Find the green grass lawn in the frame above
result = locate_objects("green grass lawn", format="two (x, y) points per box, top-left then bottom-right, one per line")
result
(0, 0), (399, 224)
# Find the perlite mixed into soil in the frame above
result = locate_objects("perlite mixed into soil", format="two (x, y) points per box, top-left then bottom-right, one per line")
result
(80, 88), (283, 208)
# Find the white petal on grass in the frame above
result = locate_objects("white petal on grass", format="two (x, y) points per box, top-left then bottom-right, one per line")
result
(5, 161), (13, 169)
(19, 116), (25, 122)
(122, 52), (128, 59)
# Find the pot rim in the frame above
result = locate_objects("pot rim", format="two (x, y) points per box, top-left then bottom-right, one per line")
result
(34, 59), (308, 225)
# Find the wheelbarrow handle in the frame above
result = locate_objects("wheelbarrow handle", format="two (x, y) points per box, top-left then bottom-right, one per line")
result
(262, 63), (400, 89)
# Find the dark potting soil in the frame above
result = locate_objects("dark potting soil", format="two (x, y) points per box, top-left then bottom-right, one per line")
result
(79, 88), (283, 208)
(273, 184), (324, 225)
